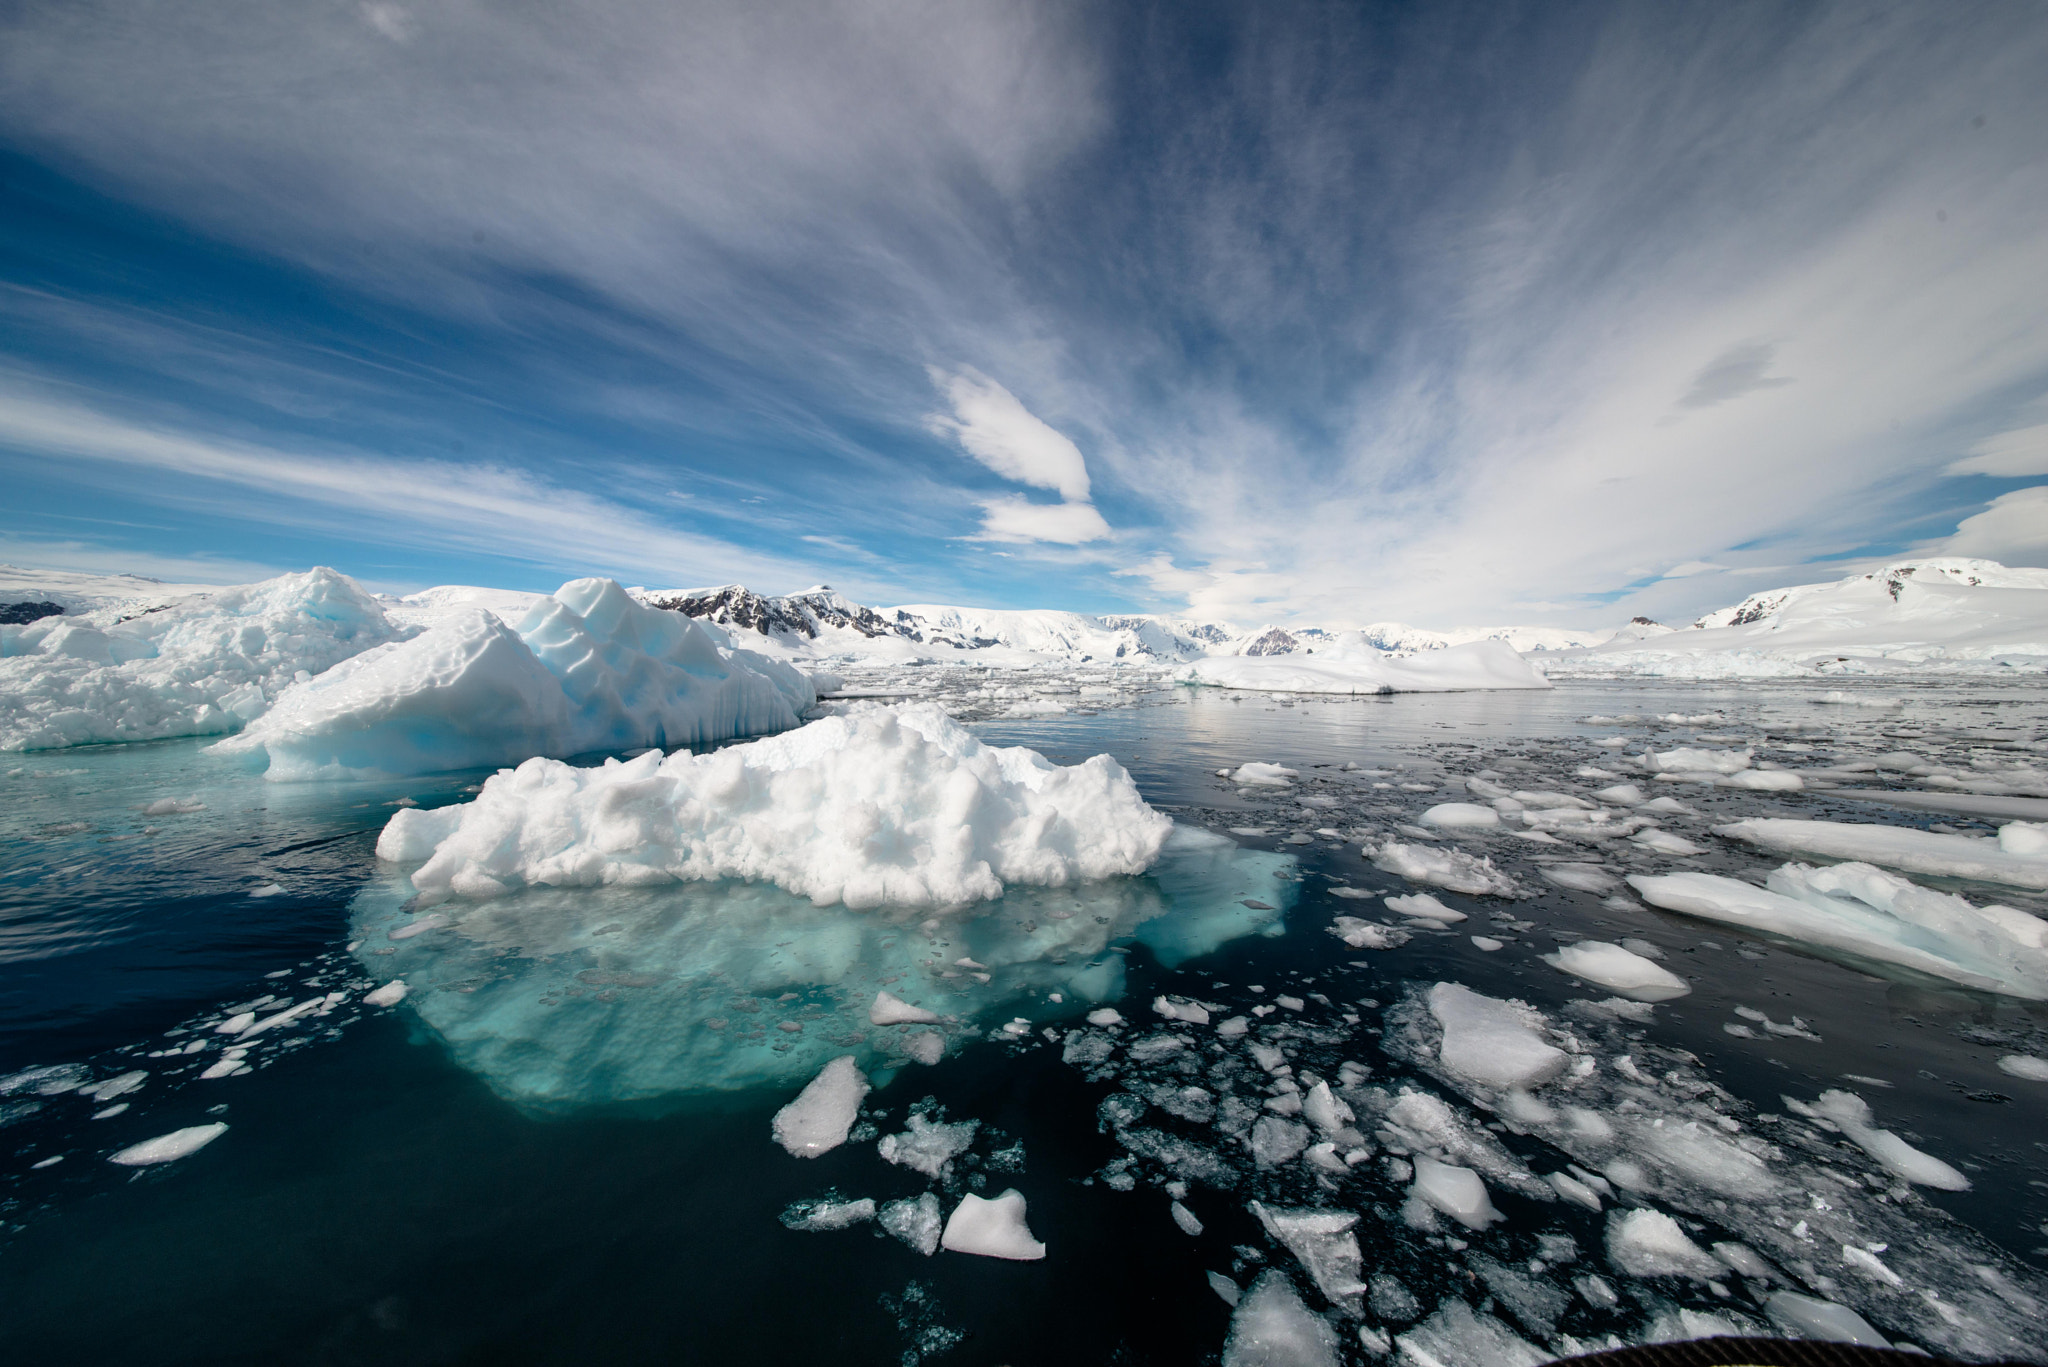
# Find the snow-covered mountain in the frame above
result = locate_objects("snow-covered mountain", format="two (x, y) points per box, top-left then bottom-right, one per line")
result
(1546, 558), (2048, 677)
(1358, 620), (1616, 653)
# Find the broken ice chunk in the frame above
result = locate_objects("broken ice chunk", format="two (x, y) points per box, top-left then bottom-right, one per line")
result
(1540, 941), (1691, 1002)
(1222, 1271), (1340, 1367)
(1604, 1208), (1720, 1279)
(940, 1188), (1045, 1260)
(879, 1193), (943, 1256)
(1764, 1291), (1890, 1347)
(878, 1113), (979, 1179)
(363, 980), (408, 1007)
(1996, 1054), (2048, 1081)
(1171, 1200), (1204, 1236)
(1249, 1201), (1366, 1314)
(1802, 1090), (1970, 1190)
(870, 990), (940, 1026)
(771, 1056), (869, 1158)
(1408, 1156), (1501, 1230)
(1385, 892), (1467, 924)
(780, 1195), (877, 1231)
(108, 1122), (227, 1166)
(1427, 983), (1566, 1090)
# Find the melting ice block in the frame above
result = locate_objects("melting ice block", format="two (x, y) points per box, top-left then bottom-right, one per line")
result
(1540, 941), (1691, 1002)
(379, 701), (1172, 909)
(940, 1188), (1045, 1260)
(2, 568), (400, 752)
(771, 1056), (869, 1158)
(218, 577), (816, 779)
(1631, 863), (2048, 999)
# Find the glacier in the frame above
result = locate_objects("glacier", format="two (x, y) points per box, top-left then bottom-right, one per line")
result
(218, 577), (816, 779)
(0, 568), (401, 751)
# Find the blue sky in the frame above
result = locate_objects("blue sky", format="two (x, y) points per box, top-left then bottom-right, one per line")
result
(3, 1), (2046, 628)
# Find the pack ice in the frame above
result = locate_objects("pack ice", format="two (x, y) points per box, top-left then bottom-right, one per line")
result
(219, 578), (814, 779)
(379, 702), (1172, 908)
(1, 568), (400, 751)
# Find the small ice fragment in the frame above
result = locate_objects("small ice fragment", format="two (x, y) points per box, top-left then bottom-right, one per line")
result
(1418, 803), (1500, 828)
(1171, 1201), (1204, 1235)
(771, 1056), (869, 1158)
(1154, 996), (1211, 1025)
(940, 1188), (1046, 1260)
(249, 882), (286, 898)
(1274, 995), (1305, 1012)
(388, 913), (449, 941)
(1409, 1156), (1501, 1230)
(879, 1113), (979, 1179)
(1086, 1008), (1124, 1027)
(1216, 1016), (1250, 1037)
(1546, 1171), (1601, 1211)
(903, 1031), (946, 1066)
(879, 1192), (943, 1255)
(780, 1196), (877, 1231)
(1996, 1054), (2048, 1081)
(1250, 1201), (1366, 1313)
(1208, 1270), (1242, 1307)
(1541, 941), (1691, 1001)
(1805, 1090), (1970, 1190)
(1764, 1291), (1890, 1346)
(198, 1058), (244, 1080)
(363, 980), (408, 1008)
(870, 990), (940, 1026)
(83, 1070), (147, 1103)
(1222, 1271), (1340, 1367)
(108, 1122), (228, 1165)
(1427, 983), (1566, 1089)
(1605, 1208), (1721, 1279)
(215, 1013), (255, 1034)
(1233, 763), (1299, 787)
(1470, 936), (1503, 951)
(92, 1103), (130, 1119)
(1385, 892), (1466, 924)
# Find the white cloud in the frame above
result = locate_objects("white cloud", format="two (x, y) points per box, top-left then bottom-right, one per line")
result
(1660, 561), (1725, 579)
(973, 496), (1110, 545)
(1947, 422), (2048, 478)
(1940, 485), (2048, 567)
(927, 367), (1092, 501)
(0, 388), (820, 590)
(0, 536), (286, 587)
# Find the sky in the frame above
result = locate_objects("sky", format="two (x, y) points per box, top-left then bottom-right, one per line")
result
(2, 0), (2046, 630)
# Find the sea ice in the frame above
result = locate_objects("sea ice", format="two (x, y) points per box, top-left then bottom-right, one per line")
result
(1427, 983), (1566, 1090)
(1630, 863), (2048, 998)
(1221, 1271), (1341, 1367)
(1717, 818), (2048, 891)
(780, 1195), (876, 1231)
(1418, 803), (1500, 828)
(1996, 1054), (2048, 1081)
(1801, 1090), (1970, 1190)
(1646, 747), (1751, 775)
(879, 1112), (979, 1179)
(362, 980), (407, 1007)
(1327, 917), (1409, 950)
(380, 702), (1171, 910)
(1394, 1300), (1545, 1367)
(1541, 942), (1691, 1001)
(218, 578), (816, 779)
(1383, 893), (1466, 923)
(2, 568), (401, 752)
(1408, 1155), (1501, 1230)
(1249, 1202), (1366, 1314)
(772, 1056), (869, 1158)
(880, 1193), (944, 1255)
(107, 1121), (228, 1166)
(940, 1188), (1045, 1260)
(1233, 762), (1300, 787)
(1765, 1291), (1891, 1346)
(1372, 844), (1521, 897)
(1605, 1208), (1721, 1279)
(870, 990), (940, 1026)
(1189, 639), (1550, 696)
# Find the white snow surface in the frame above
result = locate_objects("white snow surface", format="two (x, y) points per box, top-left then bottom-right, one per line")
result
(940, 1188), (1045, 1260)
(1631, 862), (2048, 998)
(1545, 559), (2048, 679)
(2, 568), (401, 751)
(377, 702), (1172, 909)
(219, 578), (815, 779)
(1185, 639), (1550, 695)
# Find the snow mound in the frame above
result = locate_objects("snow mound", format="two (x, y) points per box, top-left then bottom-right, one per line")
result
(1186, 638), (1550, 695)
(1631, 863), (2048, 998)
(378, 702), (1173, 910)
(219, 577), (815, 779)
(1, 568), (399, 752)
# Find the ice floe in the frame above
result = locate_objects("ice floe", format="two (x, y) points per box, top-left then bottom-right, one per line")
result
(772, 1056), (869, 1157)
(220, 578), (815, 779)
(1630, 862), (2048, 998)
(940, 1188), (1045, 1259)
(1540, 942), (1691, 1002)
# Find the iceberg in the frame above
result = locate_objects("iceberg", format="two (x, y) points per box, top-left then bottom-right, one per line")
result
(1185, 638), (1550, 695)
(218, 578), (815, 779)
(348, 818), (1293, 1105)
(1, 568), (400, 751)
(378, 702), (1173, 909)
(1630, 863), (2048, 999)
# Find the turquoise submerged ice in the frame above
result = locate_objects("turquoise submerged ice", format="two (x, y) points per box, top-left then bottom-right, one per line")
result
(352, 825), (1293, 1105)
(357, 705), (1294, 1104)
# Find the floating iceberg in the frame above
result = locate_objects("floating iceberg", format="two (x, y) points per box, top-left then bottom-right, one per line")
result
(349, 818), (1293, 1105)
(219, 578), (815, 779)
(1630, 862), (2048, 998)
(379, 702), (1173, 909)
(1185, 638), (1550, 695)
(1, 568), (400, 751)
